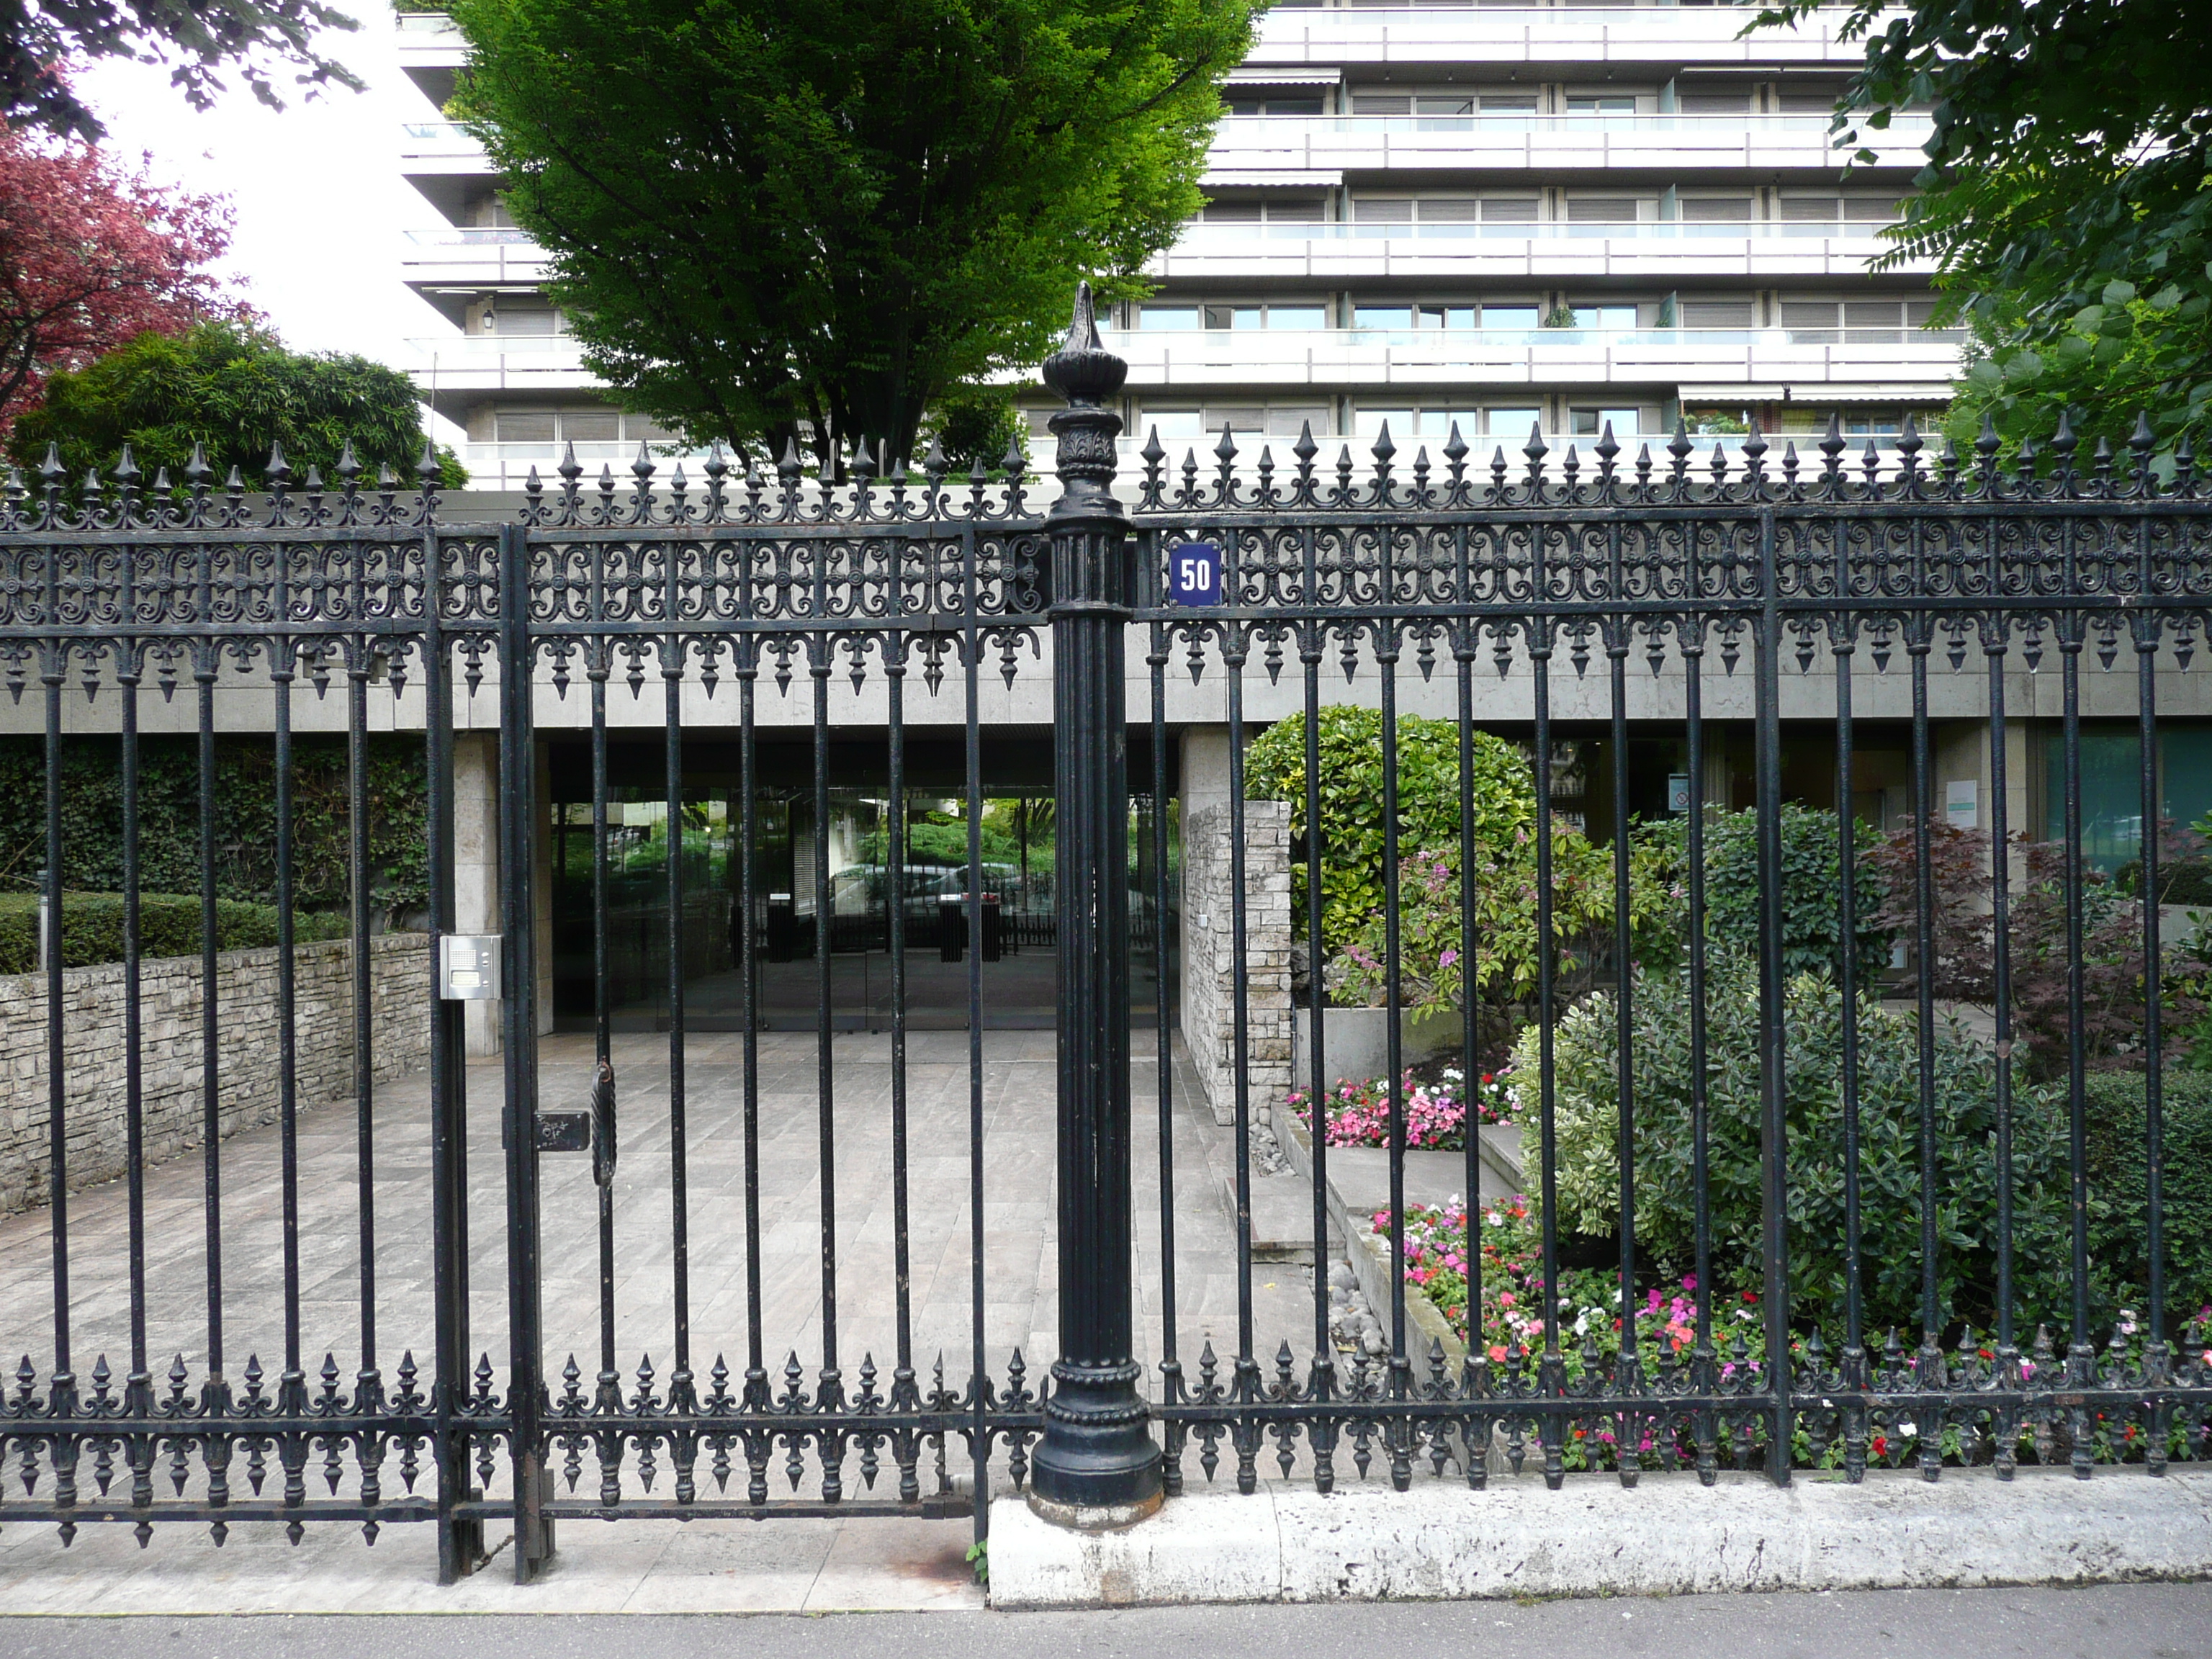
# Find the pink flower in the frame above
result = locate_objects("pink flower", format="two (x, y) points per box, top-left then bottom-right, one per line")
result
(1438, 948), (1459, 968)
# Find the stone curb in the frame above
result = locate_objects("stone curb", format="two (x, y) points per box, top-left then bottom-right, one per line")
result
(986, 1467), (2212, 1607)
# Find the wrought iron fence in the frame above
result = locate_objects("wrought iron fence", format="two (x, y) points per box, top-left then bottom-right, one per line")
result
(0, 291), (2207, 1583)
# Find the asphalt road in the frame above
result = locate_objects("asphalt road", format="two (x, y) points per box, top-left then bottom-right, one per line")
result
(4, 1583), (2208, 1659)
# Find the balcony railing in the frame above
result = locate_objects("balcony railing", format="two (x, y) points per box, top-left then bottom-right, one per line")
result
(1107, 324), (1960, 347)
(1175, 220), (1899, 242)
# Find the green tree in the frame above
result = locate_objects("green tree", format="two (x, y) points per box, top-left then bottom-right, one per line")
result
(3, 1), (361, 141)
(1752, 0), (2211, 458)
(446, 0), (1257, 471)
(10, 322), (466, 487)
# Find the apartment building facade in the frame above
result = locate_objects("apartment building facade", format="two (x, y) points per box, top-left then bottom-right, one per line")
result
(395, 2), (1957, 488)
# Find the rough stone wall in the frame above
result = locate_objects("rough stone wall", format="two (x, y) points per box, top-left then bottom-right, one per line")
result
(0, 935), (431, 1215)
(1183, 799), (1292, 1125)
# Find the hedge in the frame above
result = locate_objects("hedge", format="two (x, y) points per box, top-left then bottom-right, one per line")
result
(2083, 1069), (2212, 1326)
(0, 734), (428, 925)
(0, 891), (350, 975)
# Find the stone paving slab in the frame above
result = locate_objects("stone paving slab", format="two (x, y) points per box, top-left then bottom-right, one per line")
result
(0, 1511), (984, 1614)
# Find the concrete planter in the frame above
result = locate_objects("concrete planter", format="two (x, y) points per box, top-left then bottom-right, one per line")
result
(1290, 1004), (1457, 1091)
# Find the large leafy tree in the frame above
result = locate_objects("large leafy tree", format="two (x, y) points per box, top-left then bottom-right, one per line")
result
(447, 0), (1257, 469)
(11, 320), (467, 487)
(1753, 0), (2210, 458)
(0, 124), (247, 435)
(1, 0), (360, 140)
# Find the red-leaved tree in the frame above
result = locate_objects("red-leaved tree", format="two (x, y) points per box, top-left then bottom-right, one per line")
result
(0, 127), (251, 438)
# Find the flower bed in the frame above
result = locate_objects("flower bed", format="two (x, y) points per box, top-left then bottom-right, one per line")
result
(1288, 1066), (1512, 1153)
(1375, 1197), (2211, 1474)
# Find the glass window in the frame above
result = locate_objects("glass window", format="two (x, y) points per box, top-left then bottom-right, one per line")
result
(1418, 197), (1483, 222)
(1267, 406), (1329, 437)
(1781, 196), (1841, 221)
(1269, 97), (1324, 115)
(1479, 94), (1539, 113)
(1269, 305), (1330, 329)
(1415, 94), (1475, 115)
(1678, 89), (1752, 114)
(491, 306), (557, 336)
(1205, 305), (1263, 331)
(1417, 305), (1478, 328)
(1776, 85), (1845, 114)
(1682, 300), (1756, 328)
(1568, 95), (1637, 114)
(1354, 197), (1415, 222)
(1681, 196), (1754, 222)
(1844, 196), (1903, 222)
(1481, 303), (1541, 329)
(1202, 199), (1263, 223)
(1481, 197), (1541, 222)
(1431, 410), (1483, 440)
(1571, 407), (1642, 438)
(1779, 300), (1841, 330)
(1488, 408), (1542, 437)
(1354, 406), (1414, 435)
(1843, 300), (1904, 329)
(1140, 305), (1200, 331)
(1352, 94), (1411, 114)
(624, 415), (677, 442)
(1269, 197), (1327, 223)
(2041, 727), (2212, 871)
(1143, 408), (1205, 441)
(1566, 302), (1640, 330)
(1840, 410), (1903, 436)
(1202, 405), (1267, 439)
(563, 409), (619, 441)
(1353, 305), (1415, 328)
(495, 410), (554, 444)
(1565, 194), (1645, 222)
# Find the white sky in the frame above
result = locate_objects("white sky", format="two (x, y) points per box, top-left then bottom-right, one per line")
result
(73, 20), (466, 438)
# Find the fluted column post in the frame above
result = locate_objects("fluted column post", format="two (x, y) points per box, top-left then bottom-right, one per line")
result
(1029, 285), (1162, 1525)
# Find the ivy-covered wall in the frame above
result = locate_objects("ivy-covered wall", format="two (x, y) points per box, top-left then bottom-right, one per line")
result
(0, 735), (429, 926)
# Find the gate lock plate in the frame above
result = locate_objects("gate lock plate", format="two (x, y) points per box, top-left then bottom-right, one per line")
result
(534, 1112), (592, 1154)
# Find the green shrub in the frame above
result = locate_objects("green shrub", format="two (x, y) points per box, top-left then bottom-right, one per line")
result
(1636, 804), (1890, 988)
(0, 734), (428, 925)
(2083, 1069), (2212, 1327)
(1524, 951), (2088, 1340)
(1247, 706), (1597, 957)
(0, 891), (351, 975)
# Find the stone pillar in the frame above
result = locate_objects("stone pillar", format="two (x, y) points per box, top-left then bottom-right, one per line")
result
(1177, 725), (1232, 1048)
(454, 729), (501, 1056)
(1182, 797), (1292, 1126)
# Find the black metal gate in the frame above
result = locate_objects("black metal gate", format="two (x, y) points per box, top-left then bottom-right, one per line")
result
(2, 295), (2210, 1585)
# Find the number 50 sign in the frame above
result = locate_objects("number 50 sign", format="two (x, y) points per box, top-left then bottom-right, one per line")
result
(1166, 541), (1223, 607)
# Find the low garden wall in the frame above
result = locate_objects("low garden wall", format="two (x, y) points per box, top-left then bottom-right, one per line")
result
(0, 933), (432, 1215)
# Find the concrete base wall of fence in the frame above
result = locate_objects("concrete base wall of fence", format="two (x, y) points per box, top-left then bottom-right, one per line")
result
(0, 935), (433, 1215)
(989, 1467), (2212, 1607)
(1291, 1005), (1460, 1093)
(1182, 799), (1292, 1126)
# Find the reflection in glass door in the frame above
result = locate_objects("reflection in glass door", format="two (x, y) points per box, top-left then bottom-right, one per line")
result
(552, 785), (1171, 1032)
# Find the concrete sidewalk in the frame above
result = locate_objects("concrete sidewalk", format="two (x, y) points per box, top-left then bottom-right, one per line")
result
(3, 1583), (2210, 1654)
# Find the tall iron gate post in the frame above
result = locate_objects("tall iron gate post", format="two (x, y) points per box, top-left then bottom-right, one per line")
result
(1030, 287), (1163, 1522)
(498, 522), (554, 1578)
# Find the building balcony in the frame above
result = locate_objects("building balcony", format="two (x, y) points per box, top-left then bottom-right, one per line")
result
(401, 227), (550, 289)
(405, 333), (595, 393)
(1206, 111), (1928, 177)
(1102, 323), (1964, 393)
(1247, 4), (1880, 72)
(1146, 220), (1924, 279)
